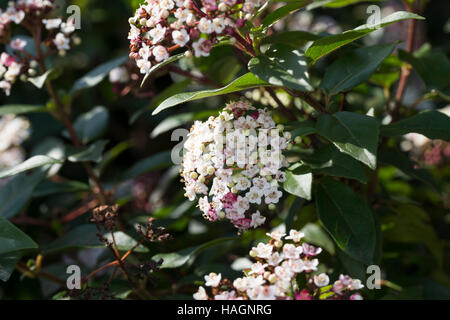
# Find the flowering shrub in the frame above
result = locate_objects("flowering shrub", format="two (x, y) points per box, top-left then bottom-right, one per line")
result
(0, 0), (449, 302)
(0, 0), (79, 95)
(194, 229), (363, 300)
(181, 101), (290, 230)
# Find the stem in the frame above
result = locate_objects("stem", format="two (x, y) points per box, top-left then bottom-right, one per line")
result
(30, 26), (107, 205)
(16, 262), (66, 286)
(394, 0), (417, 111)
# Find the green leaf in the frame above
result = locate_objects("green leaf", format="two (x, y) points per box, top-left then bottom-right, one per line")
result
(43, 224), (148, 254)
(70, 106), (109, 144)
(66, 140), (108, 163)
(398, 47), (450, 91)
(150, 110), (216, 138)
(383, 205), (443, 266)
(0, 105), (47, 116)
(261, 31), (320, 48)
(380, 110), (450, 141)
(32, 180), (90, 198)
(316, 112), (380, 169)
(70, 55), (128, 95)
(141, 52), (186, 87)
(0, 172), (45, 218)
(121, 151), (172, 180)
(130, 79), (191, 124)
(249, 43), (313, 91)
(297, 144), (368, 183)
(152, 73), (269, 115)
(283, 171), (313, 200)
(153, 237), (236, 269)
(301, 223), (335, 255)
(0, 217), (38, 255)
(261, 0), (310, 29)
(316, 178), (376, 264)
(320, 43), (397, 95)
(379, 147), (437, 190)
(0, 252), (21, 282)
(0, 156), (62, 179)
(307, 0), (383, 10)
(287, 119), (317, 138)
(305, 11), (424, 63)
(28, 69), (60, 89)
(285, 197), (305, 231)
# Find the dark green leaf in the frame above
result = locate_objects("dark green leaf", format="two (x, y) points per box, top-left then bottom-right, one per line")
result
(43, 224), (148, 254)
(0, 156), (62, 179)
(261, 1), (310, 29)
(0, 217), (38, 255)
(380, 110), (450, 141)
(0, 252), (21, 282)
(316, 178), (376, 264)
(152, 73), (269, 115)
(283, 171), (313, 200)
(301, 223), (335, 255)
(306, 11), (424, 63)
(261, 31), (320, 48)
(0, 105), (47, 116)
(320, 43), (397, 95)
(141, 52), (186, 87)
(70, 106), (109, 144)
(307, 0), (383, 10)
(121, 151), (172, 180)
(316, 112), (380, 169)
(153, 237), (236, 269)
(66, 140), (108, 163)
(28, 68), (60, 89)
(70, 55), (128, 94)
(32, 180), (90, 198)
(249, 43), (313, 91)
(379, 147), (437, 189)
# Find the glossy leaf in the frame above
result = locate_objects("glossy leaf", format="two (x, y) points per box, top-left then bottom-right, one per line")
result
(66, 140), (108, 163)
(153, 237), (236, 269)
(121, 151), (172, 180)
(0, 252), (21, 282)
(152, 73), (269, 115)
(316, 112), (380, 169)
(320, 43), (397, 95)
(248, 43), (313, 91)
(380, 110), (450, 141)
(283, 171), (313, 200)
(306, 11), (424, 63)
(261, 31), (320, 48)
(70, 55), (128, 94)
(0, 156), (62, 179)
(316, 178), (376, 264)
(0, 217), (38, 255)
(70, 106), (109, 144)
(261, 1), (310, 29)
(0, 105), (47, 116)
(43, 224), (148, 254)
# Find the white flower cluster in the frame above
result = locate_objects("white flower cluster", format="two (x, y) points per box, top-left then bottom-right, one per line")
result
(129, 0), (264, 74)
(0, 114), (30, 170)
(0, 0), (79, 95)
(109, 66), (130, 84)
(181, 101), (291, 230)
(194, 229), (364, 300)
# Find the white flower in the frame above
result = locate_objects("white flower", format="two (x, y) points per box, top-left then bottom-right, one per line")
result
(234, 196), (249, 215)
(149, 24), (166, 43)
(264, 186), (283, 204)
(233, 277), (249, 292)
(198, 196), (211, 215)
(0, 80), (11, 96)
(249, 262), (268, 275)
(198, 17), (213, 34)
(274, 266), (294, 281)
(252, 177), (268, 190)
(193, 286), (208, 300)
(136, 59), (151, 74)
(303, 259), (319, 272)
(266, 230), (286, 241)
(10, 38), (27, 51)
(192, 38), (209, 57)
(253, 243), (273, 259)
(350, 279), (364, 290)
(235, 176), (251, 191)
(282, 243), (302, 260)
(53, 32), (70, 51)
(109, 67), (129, 83)
(152, 45), (169, 62)
(61, 18), (76, 34)
(212, 17), (226, 33)
(172, 29), (190, 47)
(204, 272), (221, 287)
(246, 188), (263, 205)
(251, 211), (266, 228)
(267, 252), (283, 266)
(313, 273), (330, 287)
(43, 18), (62, 29)
(285, 229), (304, 243)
